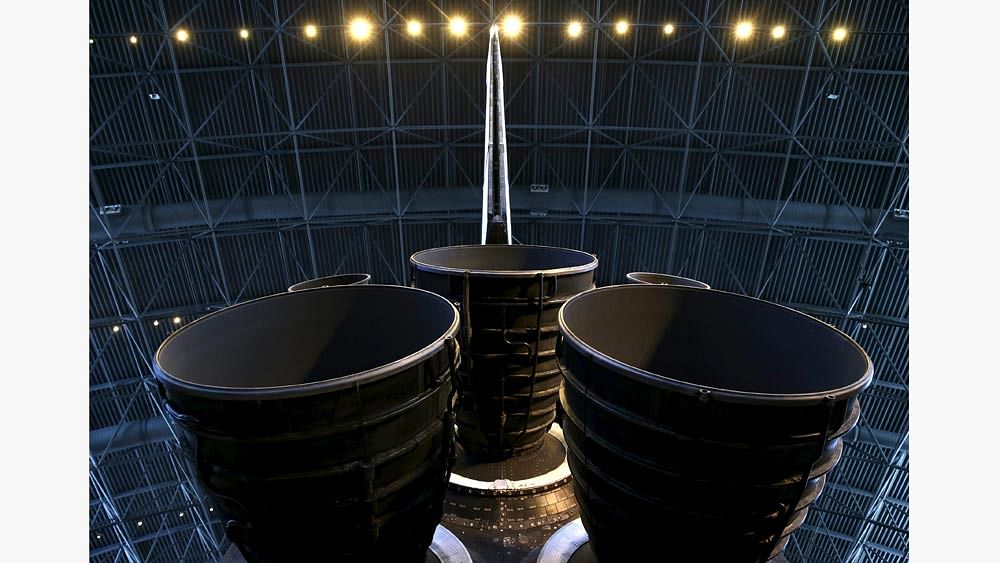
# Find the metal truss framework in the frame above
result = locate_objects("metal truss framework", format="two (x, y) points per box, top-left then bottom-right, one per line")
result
(89, 1), (908, 561)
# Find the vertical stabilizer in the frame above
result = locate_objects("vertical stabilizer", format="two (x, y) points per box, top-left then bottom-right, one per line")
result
(481, 26), (513, 245)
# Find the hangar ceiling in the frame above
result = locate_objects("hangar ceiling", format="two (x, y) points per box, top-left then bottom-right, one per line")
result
(89, 1), (908, 561)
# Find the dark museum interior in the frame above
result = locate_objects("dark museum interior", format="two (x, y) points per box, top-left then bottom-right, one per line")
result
(80, 1), (921, 561)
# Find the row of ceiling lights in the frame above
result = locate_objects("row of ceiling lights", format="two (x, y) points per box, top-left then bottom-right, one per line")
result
(110, 316), (182, 333)
(94, 17), (849, 45)
(95, 507), (213, 539)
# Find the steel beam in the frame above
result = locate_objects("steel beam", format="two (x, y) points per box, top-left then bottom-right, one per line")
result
(90, 187), (908, 243)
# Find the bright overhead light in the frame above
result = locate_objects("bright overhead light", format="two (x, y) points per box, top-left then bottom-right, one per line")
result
(614, 20), (629, 35)
(449, 16), (467, 36)
(96, 534), (102, 539)
(112, 325), (121, 333)
(832, 27), (848, 41)
(137, 520), (143, 527)
(173, 316), (182, 325)
(771, 25), (786, 39)
(175, 29), (189, 42)
(179, 512), (185, 517)
(89, 38), (95, 44)
(209, 507), (214, 512)
(239, 28), (250, 39)
(734, 21), (753, 39)
(501, 15), (523, 37)
(663, 23), (675, 35)
(129, 35), (138, 44)
(304, 24), (318, 38)
(153, 320), (160, 326)
(567, 21), (583, 38)
(406, 20), (422, 36)
(349, 18), (373, 41)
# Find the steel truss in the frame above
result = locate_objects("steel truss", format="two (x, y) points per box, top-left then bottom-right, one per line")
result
(90, 1), (908, 560)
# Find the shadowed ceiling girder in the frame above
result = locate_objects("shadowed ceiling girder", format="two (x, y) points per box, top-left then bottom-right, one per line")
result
(91, 187), (908, 242)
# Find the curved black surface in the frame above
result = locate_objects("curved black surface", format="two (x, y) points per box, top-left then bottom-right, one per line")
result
(566, 543), (597, 563)
(559, 285), (870, 397)
(156, 285), (457, 394)
(287, 272), (370, 291)
(412, 245), (597, 460)
(557, 285), (872, 561)
(154, 285), (460, 562)
(625, 271), (710, 289)
(412, 245), (597, 276)
(452, 432), (567, 483)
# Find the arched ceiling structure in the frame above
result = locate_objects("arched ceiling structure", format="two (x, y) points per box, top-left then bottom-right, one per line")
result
(90, 1), (908, 561)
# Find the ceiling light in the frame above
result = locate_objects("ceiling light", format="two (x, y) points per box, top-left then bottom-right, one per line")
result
(175, 29), (189, 42)
(861, 322), (869, 329)
(137, 520), (143, 527)
(239, 28), (249, 39)
(173, 316), (182, 325)
(112, 325), (120, 333)
(734, 21), (753, 39)
(209, 507), (214, 512)
(129, 35), (138, 44)
(501, 15), (523, 37)
(153, 320), (160, 326)
(97, 534), (102, 539)
(771, 25), (786, 39)
(663, 23), (675, 35)
(614, 20), (629, 35)
(89, 38), (95, 44)
(179, 512), (185, 517)
(449, 17), (467, 36)
(567, 21), (583, 38)
(832, 27), (848, 41)
(349, 18), (373, 41)
(304, 24), (318, 38)
(406, 20), (422, 36)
